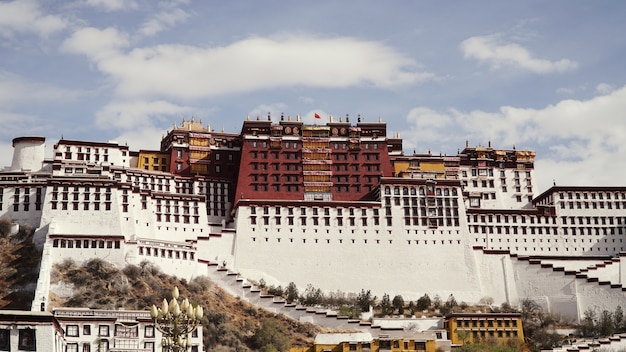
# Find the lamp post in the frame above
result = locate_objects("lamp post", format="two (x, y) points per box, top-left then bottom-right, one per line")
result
(150, 287), (204, 352)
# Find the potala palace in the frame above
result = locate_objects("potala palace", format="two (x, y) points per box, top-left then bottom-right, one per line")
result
(2, 115), (625, 322)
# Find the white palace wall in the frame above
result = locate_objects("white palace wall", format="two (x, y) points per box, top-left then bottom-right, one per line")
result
(231, 203), (484, 302)
(471, 250), (520, 305)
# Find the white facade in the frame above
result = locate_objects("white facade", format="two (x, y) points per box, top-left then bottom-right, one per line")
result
(53, 308), (203, 352)
(0, 136), (624, 323)
(0, 310), (64, 352)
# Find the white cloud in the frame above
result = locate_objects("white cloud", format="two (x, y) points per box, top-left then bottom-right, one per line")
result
(405, 107), (455, 147)
(61, 31), (435, 100)
(60, 27), (129, 60)
(0, 70), (83, 105)
(0, 141), (12, 169)
(248, 103), (289, 122)
(83, 0), (138, 12)
(404, 85), (626, 190)
(113, 126), (166, 153)
(0, 111), (45, 137)
(298, 96), (315, 105)
(95, 100), (194, 130)
(596, 83), (613, 94)
(460, 34), (578, 74)
(138, 7), (191, 37)
(0, 0), (67, 39)
(556, 87), (575, 95)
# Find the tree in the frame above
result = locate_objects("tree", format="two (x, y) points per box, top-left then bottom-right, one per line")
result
(392, 295), (405, 315)
(578, 309), (598, 338)
(614, 306), (624, 334)
(520, 298), (564, 351)
(300, 284), (323, 306)
(479, 296), (494, 306)
(380, 293), (393, 316)
(355, 289), (376, 313)
(598, 310), (614, 337)
(251, 318), (291, 352)
(442, 294), (458, 314)
(499, 302), (514, 313)
(432, 295), (442, 310)
(416, 294), (431, 311)
(284, 282), (298, 303)
(407, 301), (416, 316)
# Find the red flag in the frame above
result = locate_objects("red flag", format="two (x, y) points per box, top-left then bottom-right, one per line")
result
(314, 113), (321, 119)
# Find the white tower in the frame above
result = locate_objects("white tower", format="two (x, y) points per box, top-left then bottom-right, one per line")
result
(10, 136), (45, 171)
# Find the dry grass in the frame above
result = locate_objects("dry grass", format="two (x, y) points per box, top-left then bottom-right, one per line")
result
(0, 220), (40, 309)
(50, 258), (321, 350)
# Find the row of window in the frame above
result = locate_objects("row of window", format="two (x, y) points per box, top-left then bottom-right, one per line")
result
(250, 237), (463, 245)
(65, 323), (152, 338)
(471, 225), (561, 235)
(250, 215), (381, 227)
(480, 237), (622, 245)
(456, 318), (519, 328)
(559, 191), (626, 200)
(559, 201), (626, 210)
(461, 169), (531, 178)
(385, 196), (460, 208)
(250, 206), (378, 217)
(51, 201), (111, 211)
(155, 214), (200, 224)
(562, 215), (626, 225)
(250, 140), (382, 151)
(52, 239), (121, 249)
(138, 246), (196, 260)
(384, 186), (459, 197)
(0, 328), (35, 351)
(470, 213), (559, 225)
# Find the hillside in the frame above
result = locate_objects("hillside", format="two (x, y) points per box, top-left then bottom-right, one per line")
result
(0, 220), (40, 309)
(48, 258), (322, 351)
(0, 219), (322, 351)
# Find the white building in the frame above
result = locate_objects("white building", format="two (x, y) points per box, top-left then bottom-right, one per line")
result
(0, 131), (624, 323)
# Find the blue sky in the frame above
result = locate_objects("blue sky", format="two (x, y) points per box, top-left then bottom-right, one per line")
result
(1, 0), (626, 192)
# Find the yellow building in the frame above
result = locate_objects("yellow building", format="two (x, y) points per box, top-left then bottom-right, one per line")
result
(311, 332), (437, 352)
(445, 313), (524, 346)
(137, 149), (170, 172)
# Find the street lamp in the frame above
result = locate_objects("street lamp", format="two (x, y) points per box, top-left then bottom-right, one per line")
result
(150, 287), (204, 352)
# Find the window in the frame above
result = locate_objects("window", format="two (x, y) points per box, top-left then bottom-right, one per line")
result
(18, 328), (36, 351)
(82, 343), (91, 352)
(66, 343), (79, 352)
(66, 324), (79, 337)
(0, 329), (8, 351)
(99, 325), (110, 336)
(144, 325), (154, 337)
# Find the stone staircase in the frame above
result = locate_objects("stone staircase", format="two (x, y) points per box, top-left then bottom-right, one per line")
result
(200, 259), (373, 331)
